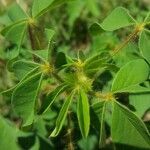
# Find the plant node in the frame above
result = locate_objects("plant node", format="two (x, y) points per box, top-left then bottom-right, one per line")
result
(75, 72), (93, 91)
(95, 92), (115, 101)
(40, 63), (54, 74)
(74, 59), (85, 71)
(135, 23), (145, 32)
(28, 18), (36, 26)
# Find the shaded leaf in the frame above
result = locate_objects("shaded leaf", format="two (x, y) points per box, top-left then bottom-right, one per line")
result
(12, 73), (43, 126)
(84, 51), (111, 76)
(92, 101), (106, 147)
(55, 52), (67, 69)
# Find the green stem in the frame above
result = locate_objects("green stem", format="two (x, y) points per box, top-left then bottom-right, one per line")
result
(67, 111), (74, 150)
(28, 24), (37, 50)
(111, 26), (141, 56)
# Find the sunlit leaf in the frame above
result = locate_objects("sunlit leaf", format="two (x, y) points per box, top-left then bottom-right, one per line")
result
(101, 7), (136, 31)
(111, 59), (149, 93)
(112, 101), (150, 148)
(77, 89), (90, 138)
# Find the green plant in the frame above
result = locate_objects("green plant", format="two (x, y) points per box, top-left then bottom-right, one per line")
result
(0, 1), (150, 150)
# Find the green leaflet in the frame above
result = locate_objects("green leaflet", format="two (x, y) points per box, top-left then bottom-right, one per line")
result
(12, 60), (39, 80)
(101, 7), (136, 31)
(45, 28), (55, 60)
(39, 84), (67, 114)
(45, 28), (55, 43)
(1, 21), (27, 59)
(32, 0), (73, 18)
(139, 30), (150, 64)
(0, 115), (26, 150)
(0, 13), (12, 25)
(85, 52), (110, 68)
(144, 12), (150, 23)
(7, 2), (28, 22)
(84, 52), (111, 76)
(1, 20), (27, 45)
(111, 59), (149, 93)
(111, 101), (150, 148)
(50, 91), (75, 137)
(129, 93), (150, 118)
(1, 3), (28, 57)
(0, 67), (40, 97)
(27, 50), (49, 63)
(77, 89), (90, 138)
(32, 0), (54, 17)
(12, 72), (43, 126)
(91, 101), (106, 148)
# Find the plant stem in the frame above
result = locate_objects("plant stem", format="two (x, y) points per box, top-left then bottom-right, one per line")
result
(67, 111), (74, 150)
(89, 90), (114, 100)
(28, 24), (37, 50)
(111, 24), (144, 57)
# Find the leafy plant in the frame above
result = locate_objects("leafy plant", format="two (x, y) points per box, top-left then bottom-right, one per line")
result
(0, 1), (150, 150)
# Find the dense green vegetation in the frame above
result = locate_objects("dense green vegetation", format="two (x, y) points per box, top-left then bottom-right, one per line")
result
(0, 0), (150, 149)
